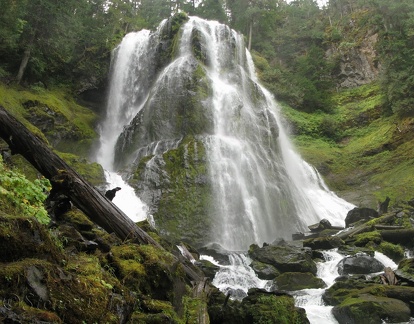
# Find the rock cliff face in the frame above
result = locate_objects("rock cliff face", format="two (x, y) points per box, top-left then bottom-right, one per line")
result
(327, 31), (380, 89)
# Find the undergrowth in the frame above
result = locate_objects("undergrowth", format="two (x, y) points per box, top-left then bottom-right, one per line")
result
(0, 155), (51, 224)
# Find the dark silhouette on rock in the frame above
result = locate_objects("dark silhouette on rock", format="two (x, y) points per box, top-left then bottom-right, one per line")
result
(378, 196), (390, 215)
(105, 187), (121, 201)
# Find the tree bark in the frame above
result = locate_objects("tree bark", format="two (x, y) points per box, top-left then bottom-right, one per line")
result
(16, 48), (31, 84)
(0, 106), (160, 247)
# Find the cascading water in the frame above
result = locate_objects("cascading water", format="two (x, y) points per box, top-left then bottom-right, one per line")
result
(96, 15), (353, 246)
(179, 17), (354, 250)
(94, 27), (164, 222)
(96, 15), (359, 323)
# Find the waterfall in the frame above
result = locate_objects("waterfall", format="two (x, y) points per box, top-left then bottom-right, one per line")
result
(94, 24), (167, 222)
(95, 15), (354, 249)
(179, 17), (353, 250)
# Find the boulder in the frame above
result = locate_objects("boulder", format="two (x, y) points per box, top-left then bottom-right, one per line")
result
(337, 254), (384, 275)
(345, 207), (378, 227)
(197, 259), (219, 281)
(303, 236), (344, 250)
(332, 294), (411, 324)
(250, 260), (280, 280)
(395, 258), (414, 285)
(275, 272), (326, 291)
(248, 244), (317, 275)
(308, 218), (333, 232)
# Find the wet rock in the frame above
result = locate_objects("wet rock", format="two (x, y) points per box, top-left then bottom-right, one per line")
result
(303, 236), (344, 250)
(197, 259), (220, 280)
(332, 294), (411, 324)
(199, 243), (231, 265)
(308, 218), (333, 232)
(248, 243), (317, 275)
(208, 287), (310, 324)
(250, 260), (280, 280)
(275, 272), (326, 291)
(337, 254), (384, 275)
(395, 258), (414, 285)
(345, 207), (378, 227)
(27, 266), (48, 301)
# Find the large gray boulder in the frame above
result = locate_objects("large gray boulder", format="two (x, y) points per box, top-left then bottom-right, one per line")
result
(248, 244), (317, 275)
(337, 254), (384, 275)
(345, 207), (378, 227)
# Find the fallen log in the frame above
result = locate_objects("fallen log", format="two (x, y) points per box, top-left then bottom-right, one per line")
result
(0, 105), (159, 247)
(374, 225), (405, 230)
(0, 106), (207, 284)
(379, 229), (414, 244)
(336, 212), (397, 240)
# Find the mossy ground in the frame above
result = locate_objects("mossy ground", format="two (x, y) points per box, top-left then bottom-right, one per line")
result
(283, 82), (414, 208)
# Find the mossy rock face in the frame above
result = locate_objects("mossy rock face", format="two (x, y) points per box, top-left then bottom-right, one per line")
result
(208, 288), (309, 324)
(332, 294), (411, 324)
(20, 95), (99, 157)
(242, 290), (309, 324)
(57, 152), (106, 186)
(275, 272), (326, 291)
(248, 244), (317, 275)
(0, 257), (133, 323)
(132, 137), (213, 248)
(131, 298), (182, 323)
(110, 244), (181, 300)
(250, 260), (280, 280)
(0, 216), (64, 263)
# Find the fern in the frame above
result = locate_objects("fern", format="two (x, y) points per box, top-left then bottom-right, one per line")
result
(0, 155), (51, 224)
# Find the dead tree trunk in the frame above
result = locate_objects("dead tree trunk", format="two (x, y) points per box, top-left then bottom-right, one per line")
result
(0, 106), (160, 247)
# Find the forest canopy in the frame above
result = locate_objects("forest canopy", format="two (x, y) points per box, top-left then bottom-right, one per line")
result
(0, 0), (413, 116)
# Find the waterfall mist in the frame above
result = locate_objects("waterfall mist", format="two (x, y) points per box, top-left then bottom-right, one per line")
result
(95, 15), (354, 250)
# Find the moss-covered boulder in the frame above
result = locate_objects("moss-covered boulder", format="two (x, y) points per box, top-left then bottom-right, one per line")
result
(396, 258), (414, 285)
(332, 294), (411, 324)
(248, 244), (317, 275)
(208, 288), (309, 324)
(250, 260), (280, 280)
(303, 236), (344, 250)
(275, 272), (326, 291)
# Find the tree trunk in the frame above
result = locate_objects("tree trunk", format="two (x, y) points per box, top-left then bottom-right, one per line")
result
(16, 48), (31, 84)
(0, 106), (159, 247)
(248, 20), (253, 51)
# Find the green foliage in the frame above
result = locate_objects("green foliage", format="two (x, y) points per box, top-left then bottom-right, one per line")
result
(0, 156), (51, 224)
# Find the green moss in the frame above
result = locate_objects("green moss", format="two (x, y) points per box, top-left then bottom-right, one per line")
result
(134, 136), (213, 247)
(56, 152), (105, 186)
(110, 244), (179, 299)
(283, 81), (414, 207)
(275, 272), (326, 291)
(354, 231), (382, 246)
(183, 296), (207, 324)
(246, 295), (306, 324)
(0, 82), (99, 157)
(378, 241), (404, 262)
(0, 215), (63, 263)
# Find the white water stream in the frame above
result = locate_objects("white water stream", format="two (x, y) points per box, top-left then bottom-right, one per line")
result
(207, 249), (398, 324)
